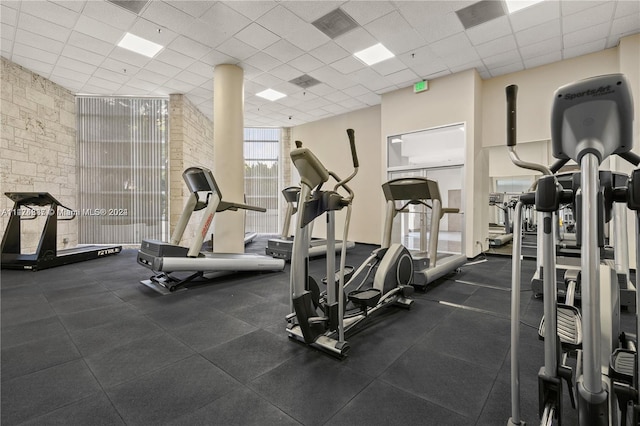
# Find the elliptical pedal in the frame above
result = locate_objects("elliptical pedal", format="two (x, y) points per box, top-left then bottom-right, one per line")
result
(538, 304), (583, 349)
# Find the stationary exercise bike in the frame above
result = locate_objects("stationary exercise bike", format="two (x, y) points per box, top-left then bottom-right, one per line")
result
(286, 129), (415, 358)
(507, 74), (640, 426)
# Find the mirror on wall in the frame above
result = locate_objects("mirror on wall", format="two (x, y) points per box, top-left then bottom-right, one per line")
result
(386, 123), (465, 256)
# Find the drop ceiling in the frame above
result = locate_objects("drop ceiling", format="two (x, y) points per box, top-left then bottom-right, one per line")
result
(1, 1), (638, 127)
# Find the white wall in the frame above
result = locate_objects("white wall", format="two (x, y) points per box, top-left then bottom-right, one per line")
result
(290, 105), (382, 244)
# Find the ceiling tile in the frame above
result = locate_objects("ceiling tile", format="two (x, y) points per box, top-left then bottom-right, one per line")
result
(50, 1), (86, 13)
(564, 22), (610, 48)
(141, 1), (194, 33)
(134, 69), (170, 85)
(15, 29), (64, 54)
(563, 38), (607, 60)
(466, 16), (512, 46)
(561, 0), (610, 16)
(483, 49), (522, 69)
(356, 92), (381, 106)
(474, 34), (518, 58)
(349, 67), (391, 91)
(309, 41), (350, 63)
(430, 32), (480, 67)
(509, 0), (560, 32)
(56, 56), (97, 75)
(168, 1), (214, 19)
(234, 23), (280, 50)
(147, 60), (180, 78)
(309, 65), (355, 89)
(225, 1), (278, 21)
(330, 55), (365, 74)
(73, 15), (121, 44)
(288, 26), (330, 51)
(289, 54), (324, 73)
(110, 47), (152, 68)
(382, 68), (422, 86)
(127, 18), (178, 46)
(324, 90), (350, 103)
(609, 14), (640, 40)
(364, 11), (426, 54)
(515, 19), (561, 46)
(10, 55), (53, 77)
(334, 27), (378, 53)
(199, 2), (252, 38)
(371, 57), (408, 76)
(155, 48), (196, 69)
(488, 61), (524, 77)
(256, 5), (308, 39)
(50, 65), (90, 84)
(216, 38), (258, 61)
(343, 84), (369, 97)
(563, 2), (616, 34)
(270, 63), (303, 81)
(167, 36), (211, 60)
(244, 51), (281, 72)
(307, 83), (337, 97)
(61, 45), (105, 67)
(523, 51), (562, 69)
(12, 42), (59, 64)
(20, 12), (71, 43)
(83, 76), (122, 92)
(93, 67), (128, 84)
(83, 1), (137, 31)
(1, 4), (17, 25)
(407, 12), (464, 44)
(180, 19), (222, 46)
(48, 76), (84, 92)
(174, 70), (209, 87)
(341, 1), (395, 26)
(67, 31), (114, 56)
(20, 1), (79, 28)
(615, 0), (640, 18)
(199, 49), (236, 67)
(186, 61), (213, 79)
(263, 39), (304, 63)
(100, 60), (138, 79)
(283, 1), (344, 23)
(519, 37), (562, 59)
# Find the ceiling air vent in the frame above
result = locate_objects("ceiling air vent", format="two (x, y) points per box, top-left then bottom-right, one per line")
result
(289, 74), (321, 89)
(106, 0), (151, 15)
(455, 0), (506, 30)
(312, 8), (359, 39)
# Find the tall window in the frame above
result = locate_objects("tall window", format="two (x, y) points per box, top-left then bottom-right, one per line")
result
(76, 97), (168, 244)
(244, 128), (280, 234)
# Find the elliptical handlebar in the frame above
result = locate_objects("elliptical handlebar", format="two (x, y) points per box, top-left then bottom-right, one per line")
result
(505, 84), (556, 178)
(346, 129), (359, 168)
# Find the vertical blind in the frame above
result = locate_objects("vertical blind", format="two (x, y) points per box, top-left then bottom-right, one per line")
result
(76, 97), (168, 244)
(244, 128), (280, 234)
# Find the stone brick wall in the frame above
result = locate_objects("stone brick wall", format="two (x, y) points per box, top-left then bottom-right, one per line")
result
(168, 94), (214, 249)
(0, 57), (77, 253)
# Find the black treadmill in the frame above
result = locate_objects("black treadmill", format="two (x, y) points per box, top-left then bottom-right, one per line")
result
(1, 192), (122, 271)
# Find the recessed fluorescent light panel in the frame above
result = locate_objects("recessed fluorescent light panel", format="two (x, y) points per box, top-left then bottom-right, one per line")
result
(504, 0), (545, 13)
(117, 32), (163, 58)
(354, 43), (394, 66)
(256, 89), (286, 101)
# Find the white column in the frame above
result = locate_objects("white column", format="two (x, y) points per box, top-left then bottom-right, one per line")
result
(213, 64), (244, 253)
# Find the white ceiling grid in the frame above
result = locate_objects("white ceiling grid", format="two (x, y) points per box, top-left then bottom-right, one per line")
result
(1, 0), (639, 127)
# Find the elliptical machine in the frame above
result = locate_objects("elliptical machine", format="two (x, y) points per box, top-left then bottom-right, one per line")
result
(507, 74), (640, 425)
(286, 129), (415, 358)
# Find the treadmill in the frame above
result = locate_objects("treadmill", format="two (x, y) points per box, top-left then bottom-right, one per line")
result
(1, 192), (122, 271)
(382, 177), (467, 290)
(137, 167), (285, 294)
(488, 192), (513, 247)
(265, 186), (355, 260)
